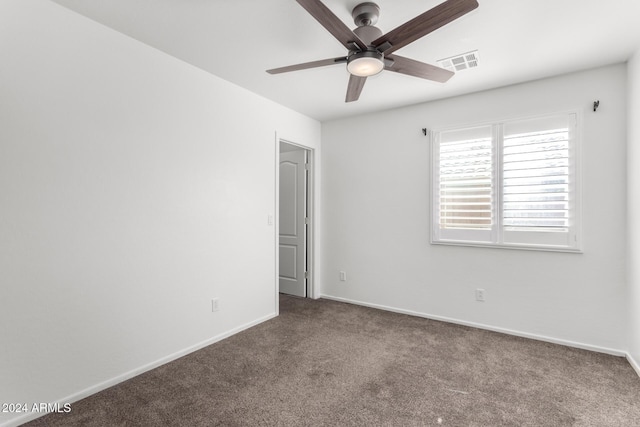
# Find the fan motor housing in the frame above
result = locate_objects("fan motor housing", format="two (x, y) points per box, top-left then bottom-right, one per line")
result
(353, 25), (383, 45)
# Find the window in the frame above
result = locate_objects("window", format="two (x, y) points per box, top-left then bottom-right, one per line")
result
(431, 113), (580, 251)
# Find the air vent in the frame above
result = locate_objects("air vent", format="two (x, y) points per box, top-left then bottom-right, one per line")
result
(437, 50), (479, 72)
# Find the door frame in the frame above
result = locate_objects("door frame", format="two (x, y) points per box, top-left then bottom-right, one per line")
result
(275, 137), (315, 312)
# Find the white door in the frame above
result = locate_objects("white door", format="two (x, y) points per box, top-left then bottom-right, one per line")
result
(279, 149), (306, 297)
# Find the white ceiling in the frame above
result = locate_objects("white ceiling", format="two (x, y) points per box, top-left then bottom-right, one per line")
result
(51, 0), (640, 122)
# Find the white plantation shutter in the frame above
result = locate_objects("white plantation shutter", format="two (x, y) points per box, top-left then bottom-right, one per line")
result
(432, 113), (580, 251)
(439, 135), (493, 229)
(501, 114), (577, 248)
(503, 130), (569, 230)
(434, 126), (495, 243)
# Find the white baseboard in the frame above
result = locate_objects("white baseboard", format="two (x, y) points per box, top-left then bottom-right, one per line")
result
(1, 313), (277, 427)
(627, 352), (640, 378)
(320, 294), (626, 357)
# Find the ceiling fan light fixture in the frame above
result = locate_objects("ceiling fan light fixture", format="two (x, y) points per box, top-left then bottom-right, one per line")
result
(347, 50), (384, 77)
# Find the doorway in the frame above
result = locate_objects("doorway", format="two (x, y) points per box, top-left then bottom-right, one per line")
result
(278, 141), (313, 298)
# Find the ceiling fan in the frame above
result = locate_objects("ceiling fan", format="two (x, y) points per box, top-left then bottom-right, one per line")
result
(267, 0), (479, 103)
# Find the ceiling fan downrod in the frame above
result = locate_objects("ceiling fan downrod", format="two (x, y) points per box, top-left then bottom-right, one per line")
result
(351, 2), (383, 46)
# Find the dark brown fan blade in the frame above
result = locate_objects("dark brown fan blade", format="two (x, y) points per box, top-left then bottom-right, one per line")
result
(345, 75), (367, 103)
(296, 0), (368, 51)
(267, 57), (348, 74)
(373, 0), (478, 55)
(385, 54), (454, 83)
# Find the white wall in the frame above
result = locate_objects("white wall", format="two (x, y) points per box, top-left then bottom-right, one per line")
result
(0, 1), (320, 426)
(628, 52), (640, 373)
(322, 64), (628, 354)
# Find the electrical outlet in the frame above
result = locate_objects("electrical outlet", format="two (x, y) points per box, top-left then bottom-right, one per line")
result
(475, 289), (485, 302)
(211, 298), (220, 312)
(339, 271), (347, 281)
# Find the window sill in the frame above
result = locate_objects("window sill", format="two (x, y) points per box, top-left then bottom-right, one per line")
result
(431, 240), (583, 254)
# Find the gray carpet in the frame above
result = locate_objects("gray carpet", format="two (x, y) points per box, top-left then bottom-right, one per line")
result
(25, 295), (640, 426)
